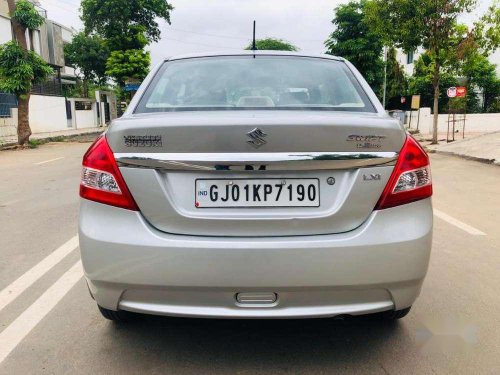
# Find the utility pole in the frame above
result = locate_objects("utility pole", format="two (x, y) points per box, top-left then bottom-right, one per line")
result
(252, 20), (257, 51)
(382, 46), (387, 109)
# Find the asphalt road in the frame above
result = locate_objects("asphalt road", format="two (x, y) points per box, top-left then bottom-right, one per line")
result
(1, 141), (499, 375)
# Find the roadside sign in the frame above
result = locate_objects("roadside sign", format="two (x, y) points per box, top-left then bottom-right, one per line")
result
(124, 83), (141, 92)
(456, 86), (467, 98)
(447, 87), (457, 98)
(411, 95), (421, 109)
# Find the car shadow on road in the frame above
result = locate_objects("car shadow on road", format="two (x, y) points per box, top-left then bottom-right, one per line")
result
(103, 313), (407, 373)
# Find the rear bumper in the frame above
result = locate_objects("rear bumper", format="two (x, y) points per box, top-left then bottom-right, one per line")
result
(79, 198), (433, 318)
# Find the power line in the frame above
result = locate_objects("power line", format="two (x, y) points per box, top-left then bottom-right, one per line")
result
(161, 37), (243, 50)
(166, 27), (324, 44)
(166, 27), (250, 41)
(57, 0), (79, 6)
(40, 0), (79, 16)
(46, 0), (79, 9)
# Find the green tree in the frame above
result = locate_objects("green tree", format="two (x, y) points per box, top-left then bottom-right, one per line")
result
(245, 38), (298, 51)
(64, 32), (110, 98)
(81, 0), (173, 50)
(81, 0), (173, 89)
(473, 3), (500, 53)
(486, 95), (500, 113)
(366, 0), (499, 143)
(325, 0), (384, 96)
(105, 49), (151, 86)
(460, 53), (499, 112)
(385, 47), (408, 100)
(439, 23), (499, 113)
(408, 53), (458, 112)
(404, 23), (499, 114)
(1, 0), (52, 145)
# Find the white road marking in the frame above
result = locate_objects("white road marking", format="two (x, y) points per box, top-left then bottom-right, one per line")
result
(0, 261), (83, 364)
(34, 157), (64, 165)
(0, 235), (79, 313)
(434, 209), (486, 236)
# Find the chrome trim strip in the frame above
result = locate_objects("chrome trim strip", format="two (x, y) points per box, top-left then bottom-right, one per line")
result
(115, 152), (398, 171)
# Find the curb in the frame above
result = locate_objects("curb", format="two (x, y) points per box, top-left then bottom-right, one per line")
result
(0, 131), (104, 151)
(430, 149), (499, 166)
(0, 142), (18, 150)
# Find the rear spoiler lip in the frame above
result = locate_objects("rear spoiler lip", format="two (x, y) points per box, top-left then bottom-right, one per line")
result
(114, 151), (399, 172)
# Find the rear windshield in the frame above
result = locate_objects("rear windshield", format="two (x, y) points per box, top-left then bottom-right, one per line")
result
(135, 56), (376, 113)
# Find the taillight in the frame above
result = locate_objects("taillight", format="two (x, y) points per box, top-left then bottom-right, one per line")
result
(80, 135), (139, 211)
(375, 135), (432, 210)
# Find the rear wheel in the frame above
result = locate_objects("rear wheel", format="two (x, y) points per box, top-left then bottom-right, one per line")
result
(97, 305), (130, 322)
(382, 306), (411, 320)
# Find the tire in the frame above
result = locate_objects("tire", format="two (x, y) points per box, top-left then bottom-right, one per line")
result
(383, 306), (412, 320)
(97, 305), (130, 322)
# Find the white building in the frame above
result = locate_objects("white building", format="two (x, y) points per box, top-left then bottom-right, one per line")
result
(395, 48), (423, 77)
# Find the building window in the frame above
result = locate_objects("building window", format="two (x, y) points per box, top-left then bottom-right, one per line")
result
(33, 30), (41, 55)
(406, 51), (414, 65)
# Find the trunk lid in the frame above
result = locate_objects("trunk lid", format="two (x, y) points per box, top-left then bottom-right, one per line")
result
(108, 111), (405, 237)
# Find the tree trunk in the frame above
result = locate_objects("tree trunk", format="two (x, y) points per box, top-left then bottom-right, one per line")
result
(83, 79), (89, 98)
(17, 94), (32, 146)
(7, 0), (27, 49)
(7, 0), (32, 146)
(431, 60), (440, 145)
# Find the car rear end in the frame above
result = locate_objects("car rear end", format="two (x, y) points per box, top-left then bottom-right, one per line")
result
(79, 52), (432, 319)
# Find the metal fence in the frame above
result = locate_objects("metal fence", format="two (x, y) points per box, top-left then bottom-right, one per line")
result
(0, 93), (17, 118)
(31, 77), (63, 97)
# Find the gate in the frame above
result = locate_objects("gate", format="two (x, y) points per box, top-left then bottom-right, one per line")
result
(104, 102), (111, 123)
(65, 100), (72, 119)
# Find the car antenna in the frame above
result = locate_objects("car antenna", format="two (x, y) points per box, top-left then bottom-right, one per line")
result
(252, 20), (257, 58)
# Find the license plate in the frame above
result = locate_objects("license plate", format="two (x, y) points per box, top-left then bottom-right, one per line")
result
(195, 178), (320, 208)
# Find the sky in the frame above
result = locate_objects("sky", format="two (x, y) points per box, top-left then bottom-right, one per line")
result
(39, 0), (499, 68)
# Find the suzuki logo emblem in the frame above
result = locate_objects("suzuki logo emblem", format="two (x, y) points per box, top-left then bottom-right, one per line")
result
(246, 128), (267, 148)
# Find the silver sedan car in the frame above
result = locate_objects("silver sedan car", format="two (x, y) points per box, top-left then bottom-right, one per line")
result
(79, 51), (432, 322)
